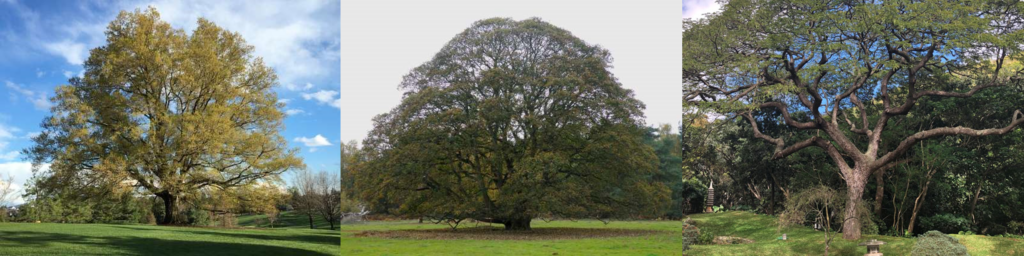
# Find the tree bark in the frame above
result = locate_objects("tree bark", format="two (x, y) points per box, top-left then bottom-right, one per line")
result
(969, 181), (983, 224)
(906, 172), (934, 235)
(157, 191), (177, 225)
(842, 171), (868, 240)
(503, 217), (532, 230)
(874, 169), (885, 218)
(308, 214), (315, 229)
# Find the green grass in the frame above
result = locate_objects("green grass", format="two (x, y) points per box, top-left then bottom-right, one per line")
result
(237, 211), (335, 229)
(685, 212), (1024, 255)
(339, 219), (681, 255)
(0, 222), (339, 255)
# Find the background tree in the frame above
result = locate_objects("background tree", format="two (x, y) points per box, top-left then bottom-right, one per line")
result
(683, 0), (1024, 239)
(22, 8), (303, 225)
(0, 173), (16, 222)
(290, 169), (318, 229)
(311, 171), (343, 230)
(644, 124), (685, 219)
(356, 17), (669, 230)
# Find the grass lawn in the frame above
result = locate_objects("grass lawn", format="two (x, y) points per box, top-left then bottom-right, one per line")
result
(0, 221), (339, 255)
(339, 219), (681, 256)
(237, 211), (336, 229)
(685, 212), (1024, 255)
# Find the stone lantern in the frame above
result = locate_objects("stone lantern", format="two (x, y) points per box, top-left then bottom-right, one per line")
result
(858, 239), (886, 256)
(705, 182), (714, 213)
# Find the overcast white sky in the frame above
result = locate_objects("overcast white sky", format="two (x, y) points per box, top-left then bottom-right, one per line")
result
(340, 0), (683, 143)
(683, 0), (721, 20)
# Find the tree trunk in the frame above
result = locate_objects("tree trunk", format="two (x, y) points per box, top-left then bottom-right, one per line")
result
(308, 214), (315, 229)
(874, 169), (885, 218)
(842, 172), (868, 240)
(158, 191), (177, 225)
(969, 182), (982, 225)
(906, 177), (932, 235)
(503, 217), (532, 230)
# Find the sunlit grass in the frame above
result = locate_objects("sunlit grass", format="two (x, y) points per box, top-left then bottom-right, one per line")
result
(0, 222), (339, 256)
(685, 211), (1024, 256)
(340, 219), (681, 256)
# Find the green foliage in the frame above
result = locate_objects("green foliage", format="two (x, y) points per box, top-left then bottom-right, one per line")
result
(185, 208), (212, 227)
(910, 231), (970, 256)
(684, 0), (1024, 240)
(682, 218), (700, 250)
(22, 7), (303, 225)
(919, 214), (972, 234)
(356, 17), (668, 229)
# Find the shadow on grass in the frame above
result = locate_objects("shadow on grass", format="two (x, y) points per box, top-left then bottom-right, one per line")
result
(106, 225), (340, 246)
(0, 230), (334, 256)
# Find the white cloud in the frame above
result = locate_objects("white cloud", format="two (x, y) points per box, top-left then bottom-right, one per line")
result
(0, 123), (23, 161)
(0, 162), (48, 206)
(301, 90), (342, 109)
(128, 0), (339, 84)
(294, 134), (332, 148)
(43, 40), (88, 65)
(284, 109), (305, 116)
(0, 151), (18, 161)
(283, 83), (314, 91)
(63, 70), (74, 78)
(24, 132), (40, 139)
(0, 124), (19, 139)
(36, 70), (45, 78)
(5, 81), (52, 110)
(277, 98), (291, 104)
(4, 81), (33, 97)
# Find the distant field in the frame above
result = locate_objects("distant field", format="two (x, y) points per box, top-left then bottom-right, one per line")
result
(685, 212), (1024, 256)
(339, 219), (682, 256)
(0, 216), (339, 256)
(237, 211), (336, 229)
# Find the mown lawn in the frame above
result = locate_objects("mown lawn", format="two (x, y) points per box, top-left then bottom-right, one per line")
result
(237, 211), (336, 229)
(0, 222), (339, 255)
(685, 212), (1024, 255)
(339, 219), (682, 256)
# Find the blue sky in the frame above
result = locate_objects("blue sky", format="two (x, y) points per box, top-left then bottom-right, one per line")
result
(0, 0), (340, 205)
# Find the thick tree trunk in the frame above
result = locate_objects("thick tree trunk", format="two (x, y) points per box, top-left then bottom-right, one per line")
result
(503, 218), (532, 230)
(842, 172), (868, 240)
(157, 192), (177, 225)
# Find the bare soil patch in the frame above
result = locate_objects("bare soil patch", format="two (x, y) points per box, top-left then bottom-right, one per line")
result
(354, 227), (669, 240)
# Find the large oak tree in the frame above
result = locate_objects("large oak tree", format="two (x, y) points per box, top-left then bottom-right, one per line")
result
(356, 18), (669, 230)
(24, 8), (303, 225)
(684, 0), (1024, 239)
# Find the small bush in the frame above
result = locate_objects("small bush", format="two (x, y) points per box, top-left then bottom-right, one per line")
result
(185, 208), (212, 226)
(910, 230), (969, 256)
(919, 214), (971, 234)
(1009, 221), (1024, 235)
(697, 226), (715, 244)
(682, 218), (699, 251)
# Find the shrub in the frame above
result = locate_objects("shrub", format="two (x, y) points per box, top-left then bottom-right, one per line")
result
(919, 214), (971, 234)
(1008, 221), (1024, 235)
(185, 208), (212, 226)
(910, 230), (969, 256)
(682, 218), (699, 251)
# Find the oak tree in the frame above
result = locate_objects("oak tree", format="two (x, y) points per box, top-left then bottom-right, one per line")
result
(24, 8), (303, 225)
(356, 18), (669, 230)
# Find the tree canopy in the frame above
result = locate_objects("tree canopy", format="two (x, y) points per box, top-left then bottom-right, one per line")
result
(355, 17), (669, 230)
(684, 0), (1024, 239)
(23, 7), (303, 225)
